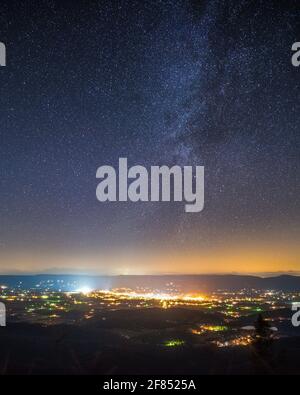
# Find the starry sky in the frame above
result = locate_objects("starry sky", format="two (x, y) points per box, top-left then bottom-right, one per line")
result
(0, 0), (299, 274)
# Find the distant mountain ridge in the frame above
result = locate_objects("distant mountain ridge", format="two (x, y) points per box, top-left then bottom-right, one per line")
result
(0, 274), (300, 292)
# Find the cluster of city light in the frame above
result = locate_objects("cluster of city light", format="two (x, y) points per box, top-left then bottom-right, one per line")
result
(164, 339), (185, 347)
(76, 286), (93, 295)
(0, 285), (298, 335)
(213, 335), (253, 348)
(191, 325), (228, 335)
(96, 289), (206, 303)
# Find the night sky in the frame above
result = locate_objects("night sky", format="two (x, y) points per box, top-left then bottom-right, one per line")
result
(0, 0), (299, 274)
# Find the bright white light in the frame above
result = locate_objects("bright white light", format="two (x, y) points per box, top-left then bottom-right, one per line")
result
(77, 286), (92, 295)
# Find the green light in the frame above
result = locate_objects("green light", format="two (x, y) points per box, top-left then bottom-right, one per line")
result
(210, 325), (228, 332)
(199, 325), (228, 332)
(164, 339), (185, 347)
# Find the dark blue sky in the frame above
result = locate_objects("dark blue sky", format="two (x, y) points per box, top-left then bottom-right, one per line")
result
(0, 1), (299, 273)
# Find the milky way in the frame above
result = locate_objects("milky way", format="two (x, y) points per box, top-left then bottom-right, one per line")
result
(0, 1), (299, 261)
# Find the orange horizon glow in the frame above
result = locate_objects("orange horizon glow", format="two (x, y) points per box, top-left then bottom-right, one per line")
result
(0, 238), (299, 276)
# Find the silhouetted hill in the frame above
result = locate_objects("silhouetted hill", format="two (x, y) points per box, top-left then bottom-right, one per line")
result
(0, 274), (300, 291)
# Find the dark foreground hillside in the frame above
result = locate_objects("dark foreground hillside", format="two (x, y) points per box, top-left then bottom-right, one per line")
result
(0, 308), (300, 375)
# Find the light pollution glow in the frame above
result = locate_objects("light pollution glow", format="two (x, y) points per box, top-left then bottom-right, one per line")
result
(0, 238), (299, 275)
